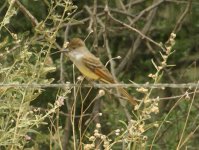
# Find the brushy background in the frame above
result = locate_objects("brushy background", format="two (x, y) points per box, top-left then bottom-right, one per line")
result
(0, 0), (198, 150)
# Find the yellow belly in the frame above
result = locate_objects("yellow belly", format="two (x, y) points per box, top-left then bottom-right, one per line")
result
(77, 64), (99, 80)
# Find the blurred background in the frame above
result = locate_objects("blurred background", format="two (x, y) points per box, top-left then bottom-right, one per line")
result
(0, 0), (198, 149)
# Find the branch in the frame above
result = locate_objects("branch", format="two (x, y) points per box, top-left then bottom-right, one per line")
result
(130, 0), (164, 25)
(172, 0), (192, 33)
(14, 0), (38, 26)
(111, 0), (161, 74)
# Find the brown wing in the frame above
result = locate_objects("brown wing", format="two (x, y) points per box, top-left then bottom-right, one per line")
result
(82, 54), (115, 83)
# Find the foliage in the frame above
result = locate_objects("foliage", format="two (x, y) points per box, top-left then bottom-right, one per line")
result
(0, 0), (198, 150)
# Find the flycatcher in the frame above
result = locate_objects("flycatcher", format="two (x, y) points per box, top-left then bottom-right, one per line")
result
(64, 38), (137, 106)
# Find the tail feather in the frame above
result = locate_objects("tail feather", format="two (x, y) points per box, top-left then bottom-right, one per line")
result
(118, 87), (138, 106)
(100, 79), (137, 106)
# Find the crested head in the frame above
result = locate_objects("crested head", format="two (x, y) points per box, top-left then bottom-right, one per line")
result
(67, 38), (85, 51)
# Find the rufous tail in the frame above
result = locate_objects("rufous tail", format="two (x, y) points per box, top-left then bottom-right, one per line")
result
(118, 87), (138, 106)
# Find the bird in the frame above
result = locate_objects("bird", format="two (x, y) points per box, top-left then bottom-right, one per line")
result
(64, 38), (138, 106)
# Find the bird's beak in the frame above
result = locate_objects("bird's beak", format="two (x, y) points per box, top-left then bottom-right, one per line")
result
(51, 49), (69, 55)
(59, 49), (69, 53)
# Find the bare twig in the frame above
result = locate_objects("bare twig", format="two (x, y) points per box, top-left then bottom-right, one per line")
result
(150, 88), (190, 150)
(62, 100), (72, 150)
(103, 4), (116, 82)
(14, 0), (63, 51)
(103, 2), (132, 121)
(165, 0), (195, 4)
(108, 13), (163, 51)
(174, 81), (198, 149)
(116, 0), (134, 24)
(84, 5), (105, 29)
(112, 0), (160, 74)
(92, 0), (98, 50)
(130, 0), (164, 25)
(14, 0), (38, 26)
(61, 26), (70, 150)
(97, 6), (137, 18)
(0, 1), (7, 12)
(125, 0), (145, 7)
(172, 0), (192, 33)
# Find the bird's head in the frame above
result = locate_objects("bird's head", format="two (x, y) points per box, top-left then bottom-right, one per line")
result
(67, 38), (85, 52)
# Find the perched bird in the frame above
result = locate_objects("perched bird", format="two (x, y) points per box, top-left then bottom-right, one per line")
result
(64, 38), (137, 106)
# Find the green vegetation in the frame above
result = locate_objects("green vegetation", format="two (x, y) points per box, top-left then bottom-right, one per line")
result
(0, 0), (198, 149)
